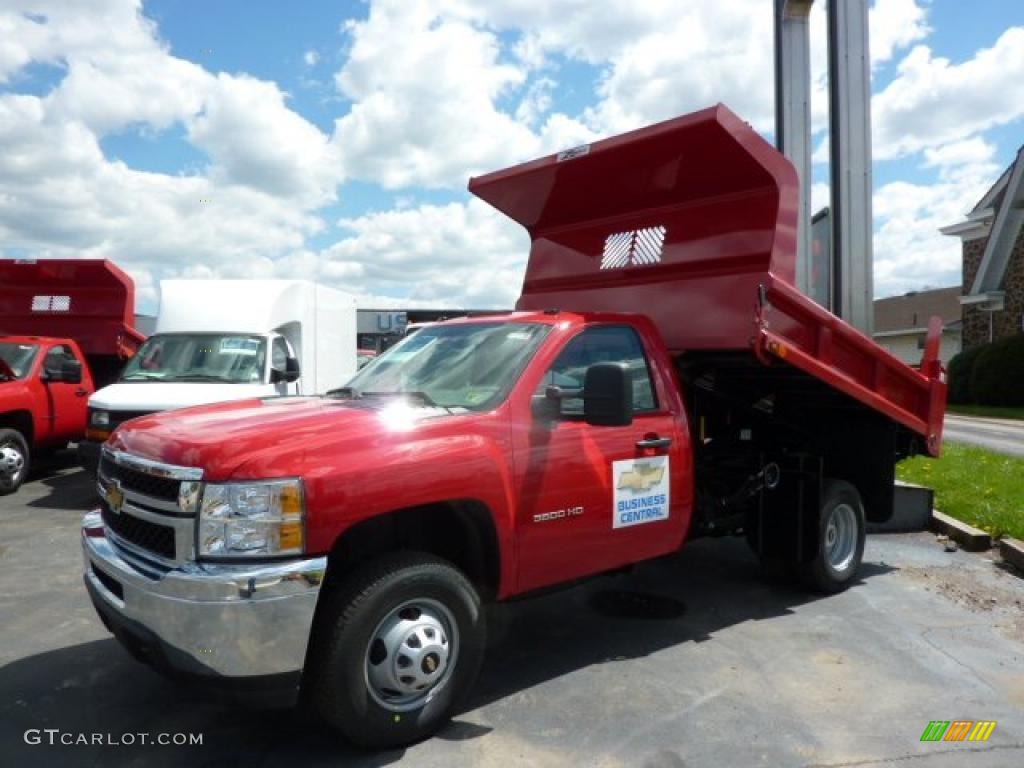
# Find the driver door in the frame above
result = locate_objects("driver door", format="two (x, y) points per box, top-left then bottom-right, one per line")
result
(515, 325), (687, 593)
(41, 344), (88, 443)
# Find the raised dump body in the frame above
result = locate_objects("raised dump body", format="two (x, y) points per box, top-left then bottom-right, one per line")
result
(0, 259), (145, 383)
(470, 104), (946, 455)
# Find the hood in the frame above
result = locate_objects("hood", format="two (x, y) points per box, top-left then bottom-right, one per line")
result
(90, 381), (276, 413)
(107, 396), (461, 481)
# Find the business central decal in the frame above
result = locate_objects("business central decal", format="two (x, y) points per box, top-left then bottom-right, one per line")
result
(612, 455), (670, 528)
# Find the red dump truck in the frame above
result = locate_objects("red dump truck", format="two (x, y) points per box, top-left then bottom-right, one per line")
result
(82, 105), (945, 747)
(0, 260), (144, 493)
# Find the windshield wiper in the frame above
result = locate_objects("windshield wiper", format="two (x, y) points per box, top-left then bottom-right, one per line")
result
(168, 374), (238, 382)
(121, 373), (164, 381)
(326, 386), (361, 399)
(361, 390), (444, 408)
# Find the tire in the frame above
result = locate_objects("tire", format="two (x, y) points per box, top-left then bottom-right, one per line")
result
(799, 479), (865, 593)
(307, 552), (486, 749)
(0, 428), (30, 495)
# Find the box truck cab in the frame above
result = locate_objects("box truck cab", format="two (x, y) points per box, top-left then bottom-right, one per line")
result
(82, 106), (946, 748)
(79, 280), (356, 469)
(0, 259), (144, 493)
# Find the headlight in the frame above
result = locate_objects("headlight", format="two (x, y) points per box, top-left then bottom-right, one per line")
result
(197, 479), (305, 558)
(90, 410), (110, 426)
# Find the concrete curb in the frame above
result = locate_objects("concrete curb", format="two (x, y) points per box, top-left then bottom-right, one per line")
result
(929, 510), (992, 552)
(868, 482), (934, 533)
(998, 537), (1024, 572)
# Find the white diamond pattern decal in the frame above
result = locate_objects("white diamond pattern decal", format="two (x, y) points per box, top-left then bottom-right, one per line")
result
(600, 226), (666, 269)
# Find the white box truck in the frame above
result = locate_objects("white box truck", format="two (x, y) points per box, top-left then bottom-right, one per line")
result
(79, 280), (356, 469)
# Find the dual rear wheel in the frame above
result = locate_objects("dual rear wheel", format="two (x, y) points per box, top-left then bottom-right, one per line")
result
(750, 478), (866, 593)
(800, 479), (867, 593)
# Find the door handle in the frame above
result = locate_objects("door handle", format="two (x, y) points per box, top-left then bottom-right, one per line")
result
(75, 389), (88, 397)
(636, 436), (672, 450)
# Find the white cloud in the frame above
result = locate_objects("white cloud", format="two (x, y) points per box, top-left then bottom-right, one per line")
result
(320, 198), (529, 307)
(585, 1), (778, 135)
(188, 73), (340, 205)
(514, 76), (555, 126)
(330, 0), (788, 189)
(331, 1), (537, 189)
(869, 0), (930, 67)
(873, 27), (1024, 160)
(873, 141), (1000, 296)
(2, 0), (1022, 313)
(922, 137), (998, 180)
(0, 0), (343, 303)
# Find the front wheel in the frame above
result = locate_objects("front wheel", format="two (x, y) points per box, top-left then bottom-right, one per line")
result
(800, 479), (866, 593)
(307, 553), (485, 749)
(0, 429), (30, 495)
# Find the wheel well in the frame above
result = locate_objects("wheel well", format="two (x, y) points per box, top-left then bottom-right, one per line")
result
(0, 411), (33, 446)
(324, 500), (502, 600)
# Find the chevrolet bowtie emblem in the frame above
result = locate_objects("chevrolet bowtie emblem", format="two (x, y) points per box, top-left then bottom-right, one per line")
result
(618, 463), (665, 492)
(106, 480), (125, 515)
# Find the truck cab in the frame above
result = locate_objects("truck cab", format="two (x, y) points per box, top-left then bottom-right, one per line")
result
(0, 336), (93, 491)
(81, 105), (946, 748)
(0, 260), (143, 493)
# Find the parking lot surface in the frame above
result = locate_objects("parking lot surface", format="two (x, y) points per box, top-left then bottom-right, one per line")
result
(2, 454), (1023, 768)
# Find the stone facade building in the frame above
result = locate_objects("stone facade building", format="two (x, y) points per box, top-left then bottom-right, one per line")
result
(941, 147), (1024, 349)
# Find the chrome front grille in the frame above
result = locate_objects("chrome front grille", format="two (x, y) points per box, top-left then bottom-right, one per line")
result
(99, 453), (180, 502)
(100, 503), (176, 559)
(98, 448), (203, 565)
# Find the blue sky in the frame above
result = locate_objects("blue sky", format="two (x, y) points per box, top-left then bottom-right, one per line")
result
(1, 0), (1022, 313)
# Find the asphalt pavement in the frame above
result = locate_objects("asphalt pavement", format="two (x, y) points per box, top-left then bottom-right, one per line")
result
(1, 454), (1023, 768)
(944, 415), (1024, 457)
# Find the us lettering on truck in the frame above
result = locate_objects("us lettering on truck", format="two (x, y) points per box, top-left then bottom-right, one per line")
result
(612, 456), (670, 529)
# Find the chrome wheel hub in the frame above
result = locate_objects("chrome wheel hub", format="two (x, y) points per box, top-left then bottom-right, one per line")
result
(0, 444), (25, 483)
(365, 599), (458, 712)
(825, 502), (857, 573)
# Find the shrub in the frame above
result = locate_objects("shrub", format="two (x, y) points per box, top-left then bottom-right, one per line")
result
(969, 333), (1024, 406)
(947, 344), (985, 404)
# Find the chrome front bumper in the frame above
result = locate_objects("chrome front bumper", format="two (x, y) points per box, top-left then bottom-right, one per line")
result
(82, 510), (327, 683)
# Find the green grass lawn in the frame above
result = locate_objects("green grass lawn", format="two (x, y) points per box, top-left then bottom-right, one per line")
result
(897, 442), (1024, 540)
(947, 404), (1024, 421)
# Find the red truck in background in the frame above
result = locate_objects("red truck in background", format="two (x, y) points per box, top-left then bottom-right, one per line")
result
(0, 260), (144, 493)
(81, 105), (946, 748)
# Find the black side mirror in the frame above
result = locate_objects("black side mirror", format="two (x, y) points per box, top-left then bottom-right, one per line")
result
(43, 358), (83, 384)
(583, 362), (633, 427)
(271, 356), (301, 384)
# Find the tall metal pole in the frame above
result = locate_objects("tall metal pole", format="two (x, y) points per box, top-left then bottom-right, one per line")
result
(774, 0), (815, 302)
(828, 0), (874, 334)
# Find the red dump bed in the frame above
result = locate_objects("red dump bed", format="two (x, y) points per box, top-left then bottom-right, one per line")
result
(470, 104), (946, 455)
(0, 259), (145, 359)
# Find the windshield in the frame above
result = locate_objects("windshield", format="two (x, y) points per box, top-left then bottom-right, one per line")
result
(0, 342), (39, 380)
(342, 322), (551, 411)
(121, 334), (267, 384)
